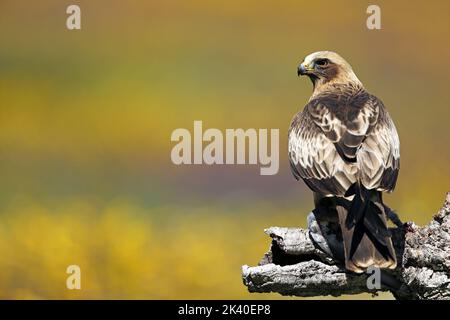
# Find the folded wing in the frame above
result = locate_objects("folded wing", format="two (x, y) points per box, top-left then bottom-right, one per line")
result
(288, 94), (399, 195)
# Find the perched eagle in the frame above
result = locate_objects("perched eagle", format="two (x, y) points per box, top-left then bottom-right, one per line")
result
(288, 51), (400, 273)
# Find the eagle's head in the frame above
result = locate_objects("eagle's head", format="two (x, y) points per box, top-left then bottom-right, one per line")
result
(298, 51), (362, 92)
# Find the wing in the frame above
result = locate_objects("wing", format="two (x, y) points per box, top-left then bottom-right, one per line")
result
(306, 90), (378, 163)
(289, 91), (399, 196)
(357, 97), (400, 192)
(288, 109), (357, 197)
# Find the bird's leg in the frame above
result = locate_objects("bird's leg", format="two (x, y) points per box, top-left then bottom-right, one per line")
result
(384, 204), (403, 228)
(308, 194), (345, 261)
(308, 209), (333, 257)
(308, 207), (345, 261)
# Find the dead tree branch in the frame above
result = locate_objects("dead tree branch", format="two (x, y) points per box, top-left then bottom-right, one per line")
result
(242, 192), (450, 300)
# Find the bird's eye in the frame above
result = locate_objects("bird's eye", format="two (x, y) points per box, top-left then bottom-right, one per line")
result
(315, 59), (329, 67)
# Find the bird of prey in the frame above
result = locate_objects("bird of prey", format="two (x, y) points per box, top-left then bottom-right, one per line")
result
(288, 51), (400, 273)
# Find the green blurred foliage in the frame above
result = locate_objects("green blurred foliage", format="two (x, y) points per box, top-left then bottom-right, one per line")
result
(0, 0), (448, 299)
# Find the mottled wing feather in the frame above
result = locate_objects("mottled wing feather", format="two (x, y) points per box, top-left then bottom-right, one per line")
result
(288, 110), (357, 196)
(289, 92), (399, 196)
(307, 92), (378, 162)
(358, 98), (400, 192)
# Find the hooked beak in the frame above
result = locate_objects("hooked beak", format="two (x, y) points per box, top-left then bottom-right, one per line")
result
(297, 62), (313, 76)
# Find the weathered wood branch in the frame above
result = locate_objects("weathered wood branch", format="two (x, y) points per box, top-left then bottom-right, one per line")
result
(242, 192), (450, 300)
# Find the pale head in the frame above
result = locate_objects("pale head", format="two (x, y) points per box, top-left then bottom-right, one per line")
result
(298, 51), (362, 94)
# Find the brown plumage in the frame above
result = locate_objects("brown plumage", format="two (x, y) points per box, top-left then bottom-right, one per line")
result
(289, 51), (400, 273)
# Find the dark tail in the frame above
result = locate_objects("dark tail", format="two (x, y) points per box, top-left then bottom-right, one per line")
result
(336, 184), (397, 273)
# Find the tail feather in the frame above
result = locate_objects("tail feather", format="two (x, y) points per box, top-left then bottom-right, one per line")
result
(337, 185), (396, 273)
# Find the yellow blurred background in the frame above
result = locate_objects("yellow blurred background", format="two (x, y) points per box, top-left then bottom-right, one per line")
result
(0, 0), (449, 299)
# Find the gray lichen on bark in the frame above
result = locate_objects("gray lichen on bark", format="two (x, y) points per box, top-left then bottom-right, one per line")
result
(242, 192), (450, 300)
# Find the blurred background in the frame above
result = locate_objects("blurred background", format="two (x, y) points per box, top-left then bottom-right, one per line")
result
(0, 0), (449, 299)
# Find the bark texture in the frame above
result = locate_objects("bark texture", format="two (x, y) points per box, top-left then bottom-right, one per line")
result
(242, 192), (450, 300)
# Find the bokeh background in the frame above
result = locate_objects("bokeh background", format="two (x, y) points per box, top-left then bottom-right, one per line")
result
(0, 0), (449, 299)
